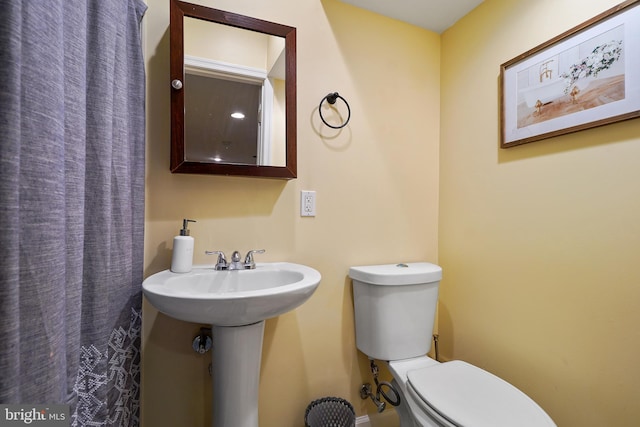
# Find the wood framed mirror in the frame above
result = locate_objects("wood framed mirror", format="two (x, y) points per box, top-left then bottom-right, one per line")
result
(170, 0), (297, 178)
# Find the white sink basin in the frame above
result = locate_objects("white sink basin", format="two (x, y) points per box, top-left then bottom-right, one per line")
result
(142, 262), (321, 326)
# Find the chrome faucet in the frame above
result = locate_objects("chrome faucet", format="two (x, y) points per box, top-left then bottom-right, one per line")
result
(205, 249), (265, 270)
(229, 251), (244, 270)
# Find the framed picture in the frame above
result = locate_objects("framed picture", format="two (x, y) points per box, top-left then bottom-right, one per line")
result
(500, 0), (640, 148)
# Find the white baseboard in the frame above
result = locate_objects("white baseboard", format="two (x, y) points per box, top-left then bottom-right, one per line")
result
(355, 409), (399, 427)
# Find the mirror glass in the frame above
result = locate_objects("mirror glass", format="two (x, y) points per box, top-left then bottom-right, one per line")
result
(170, 0), (297, 178)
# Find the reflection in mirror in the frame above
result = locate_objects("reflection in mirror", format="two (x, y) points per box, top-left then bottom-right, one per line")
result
(170, 0), (296, 178)
(183, 19), (286, 167)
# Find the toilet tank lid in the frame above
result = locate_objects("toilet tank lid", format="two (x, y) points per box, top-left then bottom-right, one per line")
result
(348, 262), (442, 285)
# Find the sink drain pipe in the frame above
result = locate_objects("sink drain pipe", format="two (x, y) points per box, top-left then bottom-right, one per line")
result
(192, 327), (212, 354)
(360, 360), (401, 413)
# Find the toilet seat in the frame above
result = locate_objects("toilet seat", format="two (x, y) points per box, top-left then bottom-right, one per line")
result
(407, 361), (556, 427)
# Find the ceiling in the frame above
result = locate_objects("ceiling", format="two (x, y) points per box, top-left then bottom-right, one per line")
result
(339, 0), (484, 34)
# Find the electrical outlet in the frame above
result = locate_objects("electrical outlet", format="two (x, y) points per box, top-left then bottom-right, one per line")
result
(300, 191), (316, 217)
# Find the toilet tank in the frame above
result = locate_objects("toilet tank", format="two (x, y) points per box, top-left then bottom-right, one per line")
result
(349, 262), (442, 361)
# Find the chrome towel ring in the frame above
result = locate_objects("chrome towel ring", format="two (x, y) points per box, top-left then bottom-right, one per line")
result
(319, 92), (351, 129)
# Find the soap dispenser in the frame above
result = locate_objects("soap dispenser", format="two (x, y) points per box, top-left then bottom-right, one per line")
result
(171, 219), (196, 273)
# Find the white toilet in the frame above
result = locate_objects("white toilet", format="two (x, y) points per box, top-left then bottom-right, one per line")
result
(349, 262), (556, 427)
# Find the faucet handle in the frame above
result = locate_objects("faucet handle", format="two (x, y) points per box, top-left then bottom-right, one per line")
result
(205, 250), (226, 260)
(244, 249), (265, 269)
(205, 250), (227, 269)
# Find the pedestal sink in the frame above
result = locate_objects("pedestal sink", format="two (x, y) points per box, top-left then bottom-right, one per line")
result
(142, 263), (321, 427)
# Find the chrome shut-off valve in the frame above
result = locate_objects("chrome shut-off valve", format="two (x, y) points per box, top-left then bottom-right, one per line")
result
(360, 383), (386, 413)
(360, 360), (401, 413)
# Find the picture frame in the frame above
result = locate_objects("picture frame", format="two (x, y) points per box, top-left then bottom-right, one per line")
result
(500, 0), (640, 148)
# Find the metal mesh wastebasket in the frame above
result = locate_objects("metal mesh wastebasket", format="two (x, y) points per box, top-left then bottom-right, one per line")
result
(304, 397), (355, 427)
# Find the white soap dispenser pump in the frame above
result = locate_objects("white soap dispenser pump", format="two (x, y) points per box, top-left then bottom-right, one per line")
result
(171, 219), (196, 273)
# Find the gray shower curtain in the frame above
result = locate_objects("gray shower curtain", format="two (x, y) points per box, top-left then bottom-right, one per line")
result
(0, 0), (146, 425)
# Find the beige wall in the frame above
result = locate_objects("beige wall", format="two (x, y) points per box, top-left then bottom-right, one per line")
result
(440, 1), (640, 426)
(142, 0), (440, 425)
(144, 0), (640, 425)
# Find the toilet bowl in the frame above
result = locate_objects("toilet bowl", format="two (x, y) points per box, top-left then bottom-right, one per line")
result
(349, 263), (556, 427)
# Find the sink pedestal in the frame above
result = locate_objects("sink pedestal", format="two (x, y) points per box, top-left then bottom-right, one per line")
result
(211, 321), (265, 427)
(142, 263), (321, 425)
